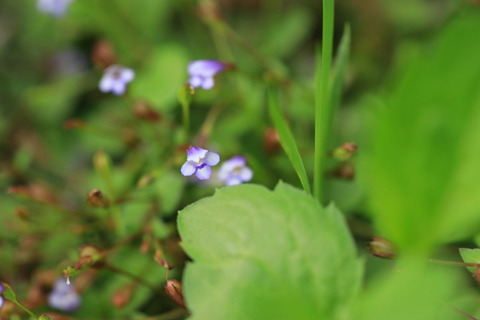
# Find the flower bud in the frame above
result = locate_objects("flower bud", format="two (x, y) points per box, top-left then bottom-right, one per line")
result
(136, 174), (155, 188)
(38, 313), (52, 320)
(91, 40), (117, 70)
(15, 206), (30, 221)
(133, 100), (162, 122)
(474, 269), (480, 284)
(76, 245), (103, 269)
(332, 142), (358, 161)
(331, 162), (355, 180)
(111, 284), (135, 310)
(164, 280), (185, 309)
(63, 119), (86, 130)
(264, 127), (280, 155)
(86, 189), (110, 209)
(368, 237), (396, 259)
(154, 250), (173, 270)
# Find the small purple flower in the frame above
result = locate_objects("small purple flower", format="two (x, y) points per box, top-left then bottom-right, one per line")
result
(218, 156), (253, 186)
(0, 283), (4, 308)
(181, 146), (220, 180)
(187, 60), (226, 90)
(48, 278), (81, 312)
(99, 65), (135, 96)
(37, 0), (74, 17)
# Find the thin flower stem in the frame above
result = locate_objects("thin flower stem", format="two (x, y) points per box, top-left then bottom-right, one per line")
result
(196, 104), (223, 148)
(104, 263), (159, 292)
(9, 299), (37, 319)
(181, 98), (190, 141)
(429, 259), (480, 268)
(448, 305), (479, 320)
(314, 0), (335, 203)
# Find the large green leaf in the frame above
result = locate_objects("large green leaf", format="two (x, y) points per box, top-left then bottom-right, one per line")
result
(178, 182), (362, 320)
(360, 11), (480, 252)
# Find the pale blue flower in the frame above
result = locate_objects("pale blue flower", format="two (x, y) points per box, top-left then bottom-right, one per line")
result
(37, 0), (74, 17)
(48, 278), (81, 312)
(99, 65), (135, 96)
(181, 146), (220, 180)
(218, 156), (253, 185)
(0, 283), (4, 308)
(187, 60), (226, 90)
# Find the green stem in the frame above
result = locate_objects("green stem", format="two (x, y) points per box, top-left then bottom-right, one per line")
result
(105, 263), (158, 292)
(181, 99), (190, 141)
(314, 0), (335, 203)
(429, 259), (480, 268)
(10, 300), (36, 319)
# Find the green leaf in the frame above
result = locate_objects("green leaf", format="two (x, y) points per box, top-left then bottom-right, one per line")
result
(360, 11), (480, 252)
(459, 248), (480, 273)
(268, 90), (311, 193)
(178, 182), (362, 320)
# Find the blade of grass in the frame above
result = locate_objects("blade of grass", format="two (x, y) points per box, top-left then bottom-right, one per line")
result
(268, 89), (311, 194)
(314, 0), (335, 203)
(330, 24), (351, 118)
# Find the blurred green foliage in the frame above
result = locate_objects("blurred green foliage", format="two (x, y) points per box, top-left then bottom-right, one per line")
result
(0, 0), (480, 319)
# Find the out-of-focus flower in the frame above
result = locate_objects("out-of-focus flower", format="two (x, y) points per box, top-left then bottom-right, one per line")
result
(37, 0), (74, 17)
(48, 278), (80, 312)
(98, 65), (135, 96)
(218, 156), (253, 186)
(181, 146), (220, 180)
(0, 283), (4, 308)
(187, 60), (226, 90)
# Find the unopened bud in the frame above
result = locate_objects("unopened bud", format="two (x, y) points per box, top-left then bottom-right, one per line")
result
(133, 101), (162, 122)
(15, 206), (30, 221)
(137, 175), (155, 188)
(87, 189), (110, 209)
(331, 162), (355, 180)
(154, 251), (173, 270)
(368, 237), (396, 259)
(111, 283), (135, 309)
(165, 280), (185, 309)
(63, 119), (86, 129)
(474, 269), (480, 284)
(332, 142), (358, 161)
(264, 127), (280, 155)
(38, 313), (52, 320)
(76, 245), (103, 269)
(92, 40), (117, 70)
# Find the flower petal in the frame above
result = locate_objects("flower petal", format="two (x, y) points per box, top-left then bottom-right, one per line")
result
(187, 146), (207, 162)
(188, 60), (225, 77)
(195, 165), (212, 180)
(225, 176), (242, 186)
(180, 161), (196, 176)
(120, 68), (135, 82)
(239, 167), (253, 182)
(99, 75), (113, 92)
(111, 81), (127, 95)
(188, 76), (203, 88)
(204, 151), (220, 166)
(201, 77), (215, 90)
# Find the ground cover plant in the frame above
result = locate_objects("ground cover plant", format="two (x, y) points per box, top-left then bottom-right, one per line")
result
(1, 0), (480, 319)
